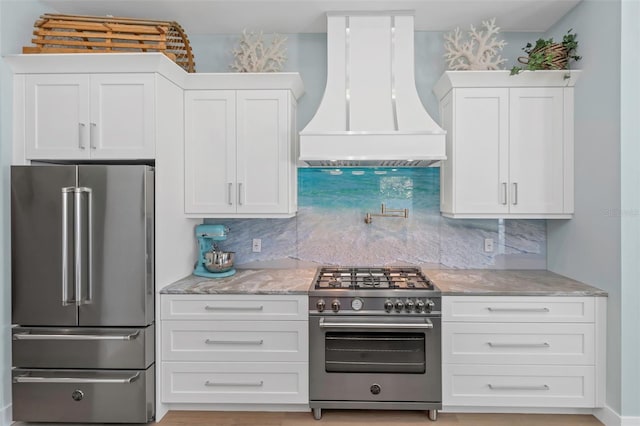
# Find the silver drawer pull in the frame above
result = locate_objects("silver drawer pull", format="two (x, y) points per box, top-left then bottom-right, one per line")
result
(14, 373), (140, 384)
(488, 342), (550, 348)
(204, 305), (264, 311)
(487, 307), (550, 313)
(488, 384), (549, 391)
(319, 318), (433, 330)
(205, 339), (264, 345)
(205, 380), (263, 387)
(13, 331), (140, 341)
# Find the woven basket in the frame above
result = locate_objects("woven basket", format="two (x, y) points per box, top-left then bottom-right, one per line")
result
(518, 43), (568, 70)
(23, 14), (196, 73)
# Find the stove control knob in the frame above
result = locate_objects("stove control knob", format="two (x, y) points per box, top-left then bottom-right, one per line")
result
(394, 300), (404, 312)
(426, 299), (436, 312)
(316, 299), (326, 312)
(415, 300), (426, 313)
(405, 299), (415, 312)
(331, 299), (341, 313)
(384, 300), (394, 312)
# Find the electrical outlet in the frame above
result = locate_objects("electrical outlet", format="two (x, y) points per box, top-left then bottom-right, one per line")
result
(252, 238), (262, 253)
(484, 238), (494, 252)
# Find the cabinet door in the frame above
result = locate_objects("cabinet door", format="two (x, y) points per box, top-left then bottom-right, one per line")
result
(509, 88), (564, 214)
(236, 91), (290, 214)
(25, 74), (90, 160)
(89, 74), (155, 159)
(453, 88), (509, 214)
(184, 91), (236, 214)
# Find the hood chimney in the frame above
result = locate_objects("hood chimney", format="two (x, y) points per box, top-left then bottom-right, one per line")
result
(299, 11), (446, 167)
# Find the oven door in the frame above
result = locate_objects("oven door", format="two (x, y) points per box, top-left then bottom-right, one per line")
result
(309, 315), (441, 403)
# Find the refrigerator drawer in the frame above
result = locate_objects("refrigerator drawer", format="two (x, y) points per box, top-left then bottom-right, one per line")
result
(12, 367), (155, 423)
(12, 325), (154, 369)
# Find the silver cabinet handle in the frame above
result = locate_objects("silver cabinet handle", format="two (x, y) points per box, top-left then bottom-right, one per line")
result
(205, 380), (263, 387)
(512, 182), (518, 205)
(228, 183), (233, 205)
(487, 307), (550, 313)
(90, 122), (97, 149)
(204, 305), (264, 311)
(488, 384), (549, 391)
(501, 182), (507, 205)
(205, 339), (263, 345)
(238, 182), (243, 205)
(319, 318), (433, 330)
(13, 331), (140, 341)
(78, 123), (86, 149)
(61, 188), (73, 305)
(488, 342), (550, 348)
(14, 373), (140, 384)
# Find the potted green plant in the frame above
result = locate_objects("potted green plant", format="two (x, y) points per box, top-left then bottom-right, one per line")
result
(510, 29), (581, 75)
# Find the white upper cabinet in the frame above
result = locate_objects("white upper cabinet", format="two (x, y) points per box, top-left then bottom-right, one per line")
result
(183, 74), (302, 218)
(433, 71), (579, 219)
(236, 91), (291, 214)
(24, 73), (155, 160)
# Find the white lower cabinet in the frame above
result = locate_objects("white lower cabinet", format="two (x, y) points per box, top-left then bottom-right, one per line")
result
(160, 294), (308, 405)
(443, 365), (595, 407)
(162, 362), (308, 404)
(442, 296), (606, 409)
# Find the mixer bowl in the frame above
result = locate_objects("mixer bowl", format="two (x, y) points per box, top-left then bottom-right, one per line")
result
(204, 251), (235, 273)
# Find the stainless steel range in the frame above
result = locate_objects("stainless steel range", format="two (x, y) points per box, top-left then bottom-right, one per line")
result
(309, 266), (441, 421)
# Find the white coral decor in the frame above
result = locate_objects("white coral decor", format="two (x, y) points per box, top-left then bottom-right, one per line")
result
(230, 30), (287, 72)
(443, 18), (507, 70)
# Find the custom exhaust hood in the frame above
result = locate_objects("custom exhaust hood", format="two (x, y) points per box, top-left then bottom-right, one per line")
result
(299, 11), (446, 167)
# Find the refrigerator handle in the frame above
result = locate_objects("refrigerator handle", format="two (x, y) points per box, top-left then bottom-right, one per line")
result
(75, 187), (93, 305)
(85, 187), (93, 304)
(61, 187), (75, 305)
(14, 372), (140, 384)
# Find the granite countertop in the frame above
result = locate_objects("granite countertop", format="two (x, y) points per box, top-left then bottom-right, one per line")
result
(160, 268), (317, 295)
(425, 269), (608, 297)
(161, 268), (607, 297)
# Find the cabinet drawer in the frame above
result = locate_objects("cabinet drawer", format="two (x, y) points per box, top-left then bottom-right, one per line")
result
(13, 367), (154, 423)
(443, 364), (595, 407)
(161, 362), (308, 404)
(161, 294), (308, 321)
(443, 296), (595, 323)
(162, 320), (307, 362)
(443, 322), (594, 365)
(12, 325), (154, 369)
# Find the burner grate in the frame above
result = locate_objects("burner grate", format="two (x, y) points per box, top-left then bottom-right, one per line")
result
(314, 267), (433, 290)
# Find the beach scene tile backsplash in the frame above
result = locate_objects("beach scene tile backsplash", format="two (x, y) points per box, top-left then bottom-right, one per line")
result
(205, 167), (546, 269)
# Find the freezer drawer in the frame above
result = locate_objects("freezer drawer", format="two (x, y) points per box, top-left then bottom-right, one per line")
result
(12, 367), (155, 423)
(12, 325), (154, 369)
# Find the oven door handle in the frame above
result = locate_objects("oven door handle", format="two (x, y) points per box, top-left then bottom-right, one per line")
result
(319, 318), (434, 330)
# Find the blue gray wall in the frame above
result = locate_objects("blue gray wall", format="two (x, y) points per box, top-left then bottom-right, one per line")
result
(620, 1), (640, 417)
(545, 0), (631, 418)
(0, 0), (6, 422)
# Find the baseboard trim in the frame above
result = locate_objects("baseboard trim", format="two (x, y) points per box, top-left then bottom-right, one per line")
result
(165, 403), (310, 412)
(1, 403), (11, 426)
(443, 406), (595, 415)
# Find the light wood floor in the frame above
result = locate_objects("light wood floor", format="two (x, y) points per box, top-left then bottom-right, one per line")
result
(157, 410), (604, 425)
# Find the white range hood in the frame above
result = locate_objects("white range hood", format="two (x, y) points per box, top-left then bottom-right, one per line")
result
(299, 11), (446, 167)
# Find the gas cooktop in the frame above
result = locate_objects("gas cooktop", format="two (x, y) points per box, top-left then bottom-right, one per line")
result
(313, 266), (435, 290)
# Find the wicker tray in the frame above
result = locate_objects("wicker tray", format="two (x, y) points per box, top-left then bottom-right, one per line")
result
(23, 14), (196, 72)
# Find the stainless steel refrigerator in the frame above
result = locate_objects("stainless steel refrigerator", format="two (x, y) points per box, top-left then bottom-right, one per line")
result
(11, 164), (155, 423)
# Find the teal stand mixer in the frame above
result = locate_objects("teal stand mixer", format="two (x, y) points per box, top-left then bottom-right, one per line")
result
(193, 224), (236, 278)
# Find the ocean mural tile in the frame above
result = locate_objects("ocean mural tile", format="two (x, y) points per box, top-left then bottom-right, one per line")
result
(206, 167), (546, 269)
